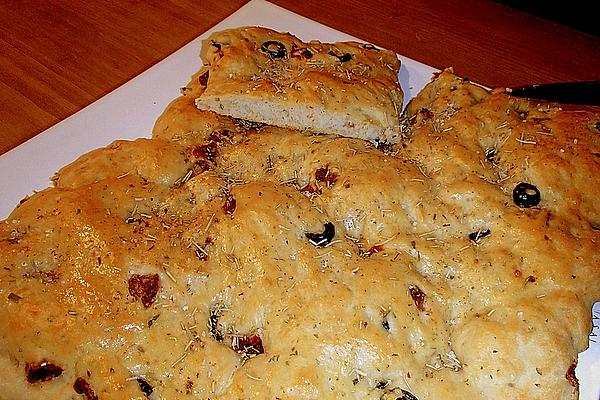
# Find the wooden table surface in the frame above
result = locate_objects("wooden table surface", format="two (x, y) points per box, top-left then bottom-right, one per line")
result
(0, 0), (598, 156)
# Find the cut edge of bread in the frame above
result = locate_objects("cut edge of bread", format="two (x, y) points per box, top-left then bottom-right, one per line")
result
(195, 95), (401, 143)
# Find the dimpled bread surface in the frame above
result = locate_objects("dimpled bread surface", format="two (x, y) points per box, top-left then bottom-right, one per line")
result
(0, 36), (599, 400)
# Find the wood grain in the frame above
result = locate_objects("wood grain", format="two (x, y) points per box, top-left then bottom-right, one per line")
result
(0, 0), (598, 156)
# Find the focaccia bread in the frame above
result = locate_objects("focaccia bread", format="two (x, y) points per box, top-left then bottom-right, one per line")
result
(194, 26), (404, 143)
(1, 42), (599, 400)
(153, 68), (244, 146)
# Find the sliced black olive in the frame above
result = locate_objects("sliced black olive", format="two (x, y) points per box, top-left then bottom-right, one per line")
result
(291, 47), (313, 59)
(381, 387), (419, 400)
(328, 50), (352, 62)
(400, 389), (419, 400)
(468, 229), (491, 242)
(375, 380), (389, 389)
(382, 317), (391, 332)
(147, 313), (160, 327)
(305, 222), (335, 248)
(338, 53), (352, 62)
(211, 40), (221, 50)
(136, 378), (154, 397)
(208, 306), (224, 342)
(518, 110), (529, 120)
(513, 182), (541, 208)
(595, 121), (600, 133)
(485, 148), (496, 163)
(362, 43), (379, 50)
(261, 41), (287, 58)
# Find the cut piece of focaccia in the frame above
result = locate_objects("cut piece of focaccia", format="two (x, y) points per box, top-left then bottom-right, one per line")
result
(194, 26), (404, 143)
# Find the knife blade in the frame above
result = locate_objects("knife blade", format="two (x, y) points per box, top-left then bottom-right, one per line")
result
(506, 81), (600, 105)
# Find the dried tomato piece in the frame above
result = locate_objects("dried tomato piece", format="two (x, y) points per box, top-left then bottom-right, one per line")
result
(234, 334), (264, 359)
(73, 377), (99, 400)
(195, 246), (208, 261)
(208, 129), (232, 144)
(565, 360), (579, 389)
(300, 183), (320, 196)
(8, 292), (22, 302)
(408, 284), (426, 311)
(368, 244), (384, 255)
(194, 159), (213, 173)
(198, 70), (209, 86)
(315, 165), (338, 187)
(128, 273), (160, 308)
(25, 361), (63, 383)
(419, 108), (434, 119)
(185, 379), (194, 393)
(223, 193), (237, 214)
(192, 142), (218, 161)
(191, 130), (233, 173)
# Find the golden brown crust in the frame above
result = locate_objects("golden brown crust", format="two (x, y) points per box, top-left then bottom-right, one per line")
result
(152, 69), (245, 146)
(0, 45), (598, 400)
(402, 69), (600, 227)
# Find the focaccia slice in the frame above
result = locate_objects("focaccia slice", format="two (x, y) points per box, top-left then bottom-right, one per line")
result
(194, 26), (404, 143)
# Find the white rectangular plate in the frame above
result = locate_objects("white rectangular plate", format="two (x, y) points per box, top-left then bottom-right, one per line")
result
(0, 1), (597, 398)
